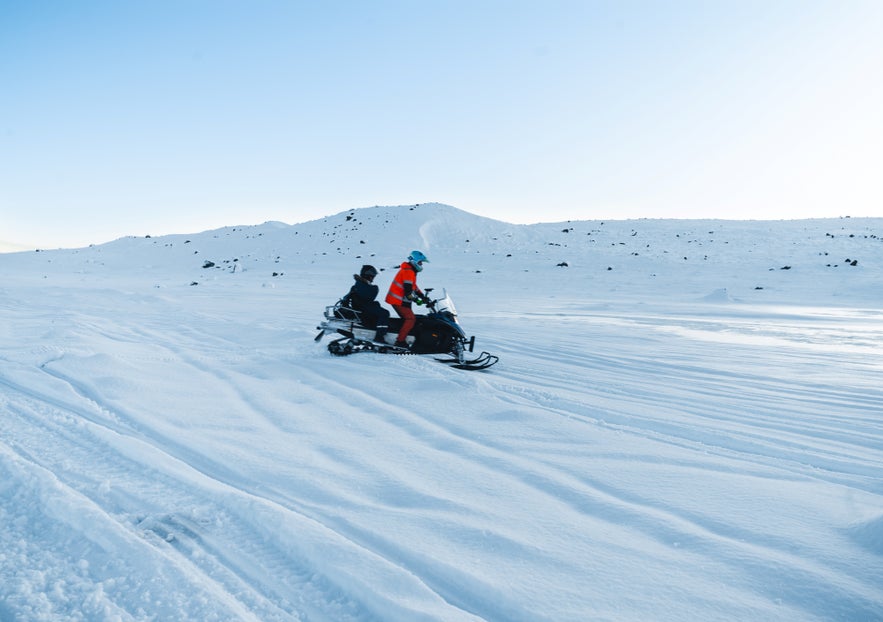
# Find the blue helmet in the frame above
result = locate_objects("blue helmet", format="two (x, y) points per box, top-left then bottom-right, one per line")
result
(409, 250), (429, 272)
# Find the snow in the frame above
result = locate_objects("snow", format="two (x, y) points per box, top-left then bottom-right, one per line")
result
(1, 203), (882, 621)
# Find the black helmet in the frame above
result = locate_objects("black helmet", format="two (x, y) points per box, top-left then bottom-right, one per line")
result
(360, 264), (378, 280)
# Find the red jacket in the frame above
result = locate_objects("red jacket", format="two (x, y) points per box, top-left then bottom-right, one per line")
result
(385, 262), (422, 306)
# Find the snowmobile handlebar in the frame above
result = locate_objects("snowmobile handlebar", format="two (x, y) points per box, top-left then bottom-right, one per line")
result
(419, 288), (436, 308)
(411, 287), (434, 308)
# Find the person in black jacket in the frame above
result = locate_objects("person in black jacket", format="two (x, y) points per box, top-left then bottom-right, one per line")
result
(346, 265), (390, 343)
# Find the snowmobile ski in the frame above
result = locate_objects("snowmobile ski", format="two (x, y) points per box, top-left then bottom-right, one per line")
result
(434, 351), (499, 371)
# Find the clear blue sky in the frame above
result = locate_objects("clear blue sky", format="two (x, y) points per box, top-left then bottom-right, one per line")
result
(2, 0), (882, 249)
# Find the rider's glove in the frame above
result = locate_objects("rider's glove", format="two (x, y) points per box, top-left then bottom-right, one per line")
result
(415, 298), (424, 306)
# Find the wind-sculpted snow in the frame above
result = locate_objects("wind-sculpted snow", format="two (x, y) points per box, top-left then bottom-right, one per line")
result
(1, 204), (882, 620)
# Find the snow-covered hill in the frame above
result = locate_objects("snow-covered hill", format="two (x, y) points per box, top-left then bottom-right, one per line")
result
(7, 203), (882, 304)
(2, 204), (882, 621)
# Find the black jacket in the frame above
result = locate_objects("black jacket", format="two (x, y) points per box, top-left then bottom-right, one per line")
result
(348, 275), (379, 311)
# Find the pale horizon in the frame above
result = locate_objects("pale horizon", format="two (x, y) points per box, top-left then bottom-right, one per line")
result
(1, 203), (878, 253)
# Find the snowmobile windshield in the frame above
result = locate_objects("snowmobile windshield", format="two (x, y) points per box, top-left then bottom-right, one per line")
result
(436, 289), (458, 317)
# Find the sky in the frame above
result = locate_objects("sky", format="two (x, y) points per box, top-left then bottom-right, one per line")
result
(2, 0), (883, 250)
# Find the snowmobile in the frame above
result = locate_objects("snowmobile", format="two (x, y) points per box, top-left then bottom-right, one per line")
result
(315, 288), (498, 370)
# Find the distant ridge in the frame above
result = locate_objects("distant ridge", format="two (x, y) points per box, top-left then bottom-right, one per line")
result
(1, 205), (880, 305)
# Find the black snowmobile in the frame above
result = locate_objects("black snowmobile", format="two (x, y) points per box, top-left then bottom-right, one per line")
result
(315, 288), (498, 370)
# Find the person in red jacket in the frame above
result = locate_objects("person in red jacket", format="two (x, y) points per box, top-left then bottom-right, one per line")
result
(385, 250), (429, 348)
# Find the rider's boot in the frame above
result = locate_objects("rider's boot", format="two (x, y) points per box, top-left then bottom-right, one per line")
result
(374, 325), (388, 344)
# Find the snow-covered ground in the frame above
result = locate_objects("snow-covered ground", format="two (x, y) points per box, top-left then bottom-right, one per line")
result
(2, 203), (882, 621)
